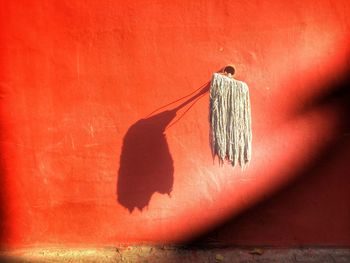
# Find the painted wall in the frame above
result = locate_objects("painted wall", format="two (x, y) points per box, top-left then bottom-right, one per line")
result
(1, 0), (349, 248)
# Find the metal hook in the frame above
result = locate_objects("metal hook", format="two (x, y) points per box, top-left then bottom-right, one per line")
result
(223, 65), (236, 78)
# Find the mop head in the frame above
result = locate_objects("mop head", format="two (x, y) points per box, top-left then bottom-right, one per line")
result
(210, 73), (252, 168)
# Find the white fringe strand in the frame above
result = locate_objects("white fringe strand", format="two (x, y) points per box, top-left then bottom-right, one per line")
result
(210, 73), (252, 168)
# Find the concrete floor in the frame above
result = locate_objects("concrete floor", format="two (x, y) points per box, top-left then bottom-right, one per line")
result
(1, 247), (350, 263)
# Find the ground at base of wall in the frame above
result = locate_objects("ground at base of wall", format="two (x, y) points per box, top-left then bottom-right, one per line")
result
(1, 247), (350, 263)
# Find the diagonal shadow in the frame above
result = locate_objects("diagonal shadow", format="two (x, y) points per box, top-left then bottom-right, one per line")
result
(186, 64), (350, 246)
(117, 83), (210, 213)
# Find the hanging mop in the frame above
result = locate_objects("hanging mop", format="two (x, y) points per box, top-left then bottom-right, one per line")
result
(210, 65), (252, 168)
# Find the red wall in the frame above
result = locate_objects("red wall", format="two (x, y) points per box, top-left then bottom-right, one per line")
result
(1, 0), (349, 248)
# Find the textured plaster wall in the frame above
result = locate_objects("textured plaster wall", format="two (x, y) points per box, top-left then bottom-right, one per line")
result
(0, 0), (349, 247)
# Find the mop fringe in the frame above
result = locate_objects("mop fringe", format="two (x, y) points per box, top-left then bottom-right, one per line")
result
(210, 73), (252, 168)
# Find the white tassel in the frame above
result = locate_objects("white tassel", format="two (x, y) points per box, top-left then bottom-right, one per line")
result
(210, 73), (252, 168)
